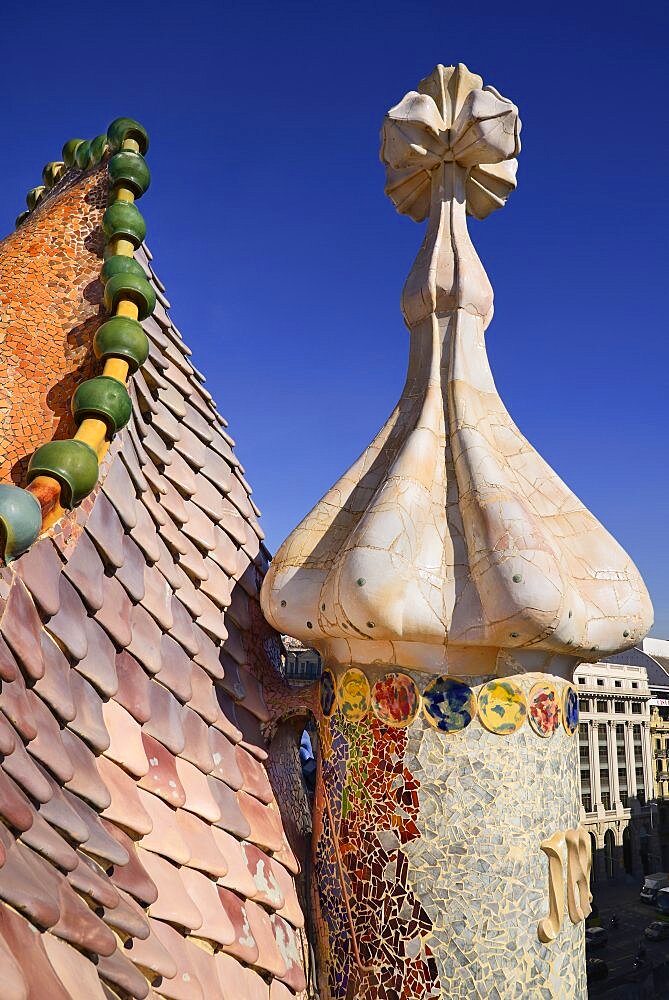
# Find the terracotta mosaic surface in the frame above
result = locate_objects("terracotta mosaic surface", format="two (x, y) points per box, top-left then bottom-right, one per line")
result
(0, 160), (308, 998)
(0, 169), (106, 484)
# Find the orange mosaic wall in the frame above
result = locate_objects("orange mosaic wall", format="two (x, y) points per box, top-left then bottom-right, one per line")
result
(0, 168), (107, 485)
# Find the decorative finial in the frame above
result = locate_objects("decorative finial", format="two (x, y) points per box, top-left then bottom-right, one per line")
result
(261, 63), (652, 676)
(381, 63), (520, 222)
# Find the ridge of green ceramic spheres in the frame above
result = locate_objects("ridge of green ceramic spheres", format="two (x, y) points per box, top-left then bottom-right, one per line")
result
(102, 201), (146, 248)
(107, 117), (149, 155)
(62, 139), (85, 166)
(103, 271), (156, 321)
(42, 161), (64, 189)
(0, 484), (42, 563)
(72, 376), (132, 436)
(90, 134), (108, 163)
(15, 211), (29, 229)
(74, 140), (93, 169)
(26, 187), (45, 211)
(108, 151), (151, 198)
(99, 254), (146, 285)
(27, 440), (99, 509)
(93, 316), (149, 373)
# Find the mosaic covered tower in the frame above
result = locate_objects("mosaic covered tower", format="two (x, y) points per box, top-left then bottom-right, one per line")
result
(261, 64), (653, 999)
(0, 122), (309, 996)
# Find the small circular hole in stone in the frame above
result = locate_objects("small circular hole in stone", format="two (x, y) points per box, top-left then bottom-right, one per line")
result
(623, 629), (630, 637)
(357, 578), (366, 587)
(280, 600), (286, 607)
(367, 621), (375, 629)
(306, 621), (313, 629)
(510, 632), (520, 638)
(512, 574), (522, 583)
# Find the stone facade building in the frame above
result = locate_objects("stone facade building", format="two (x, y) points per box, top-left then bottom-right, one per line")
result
(575, 657), (655, 880)
(281, 637), (322, 686)
(644, 639), (669, 868)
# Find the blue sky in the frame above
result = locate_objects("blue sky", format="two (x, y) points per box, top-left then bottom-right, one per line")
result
(2, 2), (667, 635)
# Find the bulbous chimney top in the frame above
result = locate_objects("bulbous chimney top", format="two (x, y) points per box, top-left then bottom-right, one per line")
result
(261, 64), (652, 677)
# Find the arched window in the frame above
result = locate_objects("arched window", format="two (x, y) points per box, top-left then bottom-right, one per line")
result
(622, 826), (633, 875)
(604, 829), (615, 879)
(589, 833), (597, 887)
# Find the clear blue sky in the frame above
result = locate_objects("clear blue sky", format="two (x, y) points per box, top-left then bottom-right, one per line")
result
(2, 3), (667, 634)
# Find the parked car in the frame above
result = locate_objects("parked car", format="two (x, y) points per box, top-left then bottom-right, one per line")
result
(657, 888), (669, 915)
(585, 927), (608, 951)
(640, 872), (669, 904)
(645, 921), (669, 941)
(586, 958), (609, 983)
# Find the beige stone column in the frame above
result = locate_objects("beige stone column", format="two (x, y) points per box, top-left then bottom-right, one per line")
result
(641, 721), (653, 801)
(589, 721), (602, 807)
(625, 720), (638, 798)
(607, 720), (621, 807)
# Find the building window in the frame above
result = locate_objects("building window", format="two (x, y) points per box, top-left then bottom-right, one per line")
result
(578, 676), (586, 685)
(615, 701), (626, 713)
(597, 679), (605, 687)
(631, 703), (642, 715)
(580, 699), (590, 712)
(614, 680), (622, 688)
(597, 700), (608, 713)
(632, 682), (639, 689)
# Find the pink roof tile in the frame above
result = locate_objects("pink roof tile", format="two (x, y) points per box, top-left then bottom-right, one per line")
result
(43, 934), (109, 999)
(245, 899), (288, 977)
(102, 700), (149, 778)
(122, 915), (178, 983)
(272, 858), (305, 929)
(139, 733), (186, 807)
(137, 789), (191, 865)
(216, 886), (259, 965)
(212, 828), (258, 898)
(238, 792), (286, 853)
(149, 920), (204, 1000)
(140, 851), (203, 931)
(178, 867), (235, 946)
(176, 809), (228, 877)
(241, 843), (285, 909)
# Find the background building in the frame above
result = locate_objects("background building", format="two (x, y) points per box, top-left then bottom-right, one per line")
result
(644, 639), (669, 868)
(576, 657), (654, 880)
(281, 636), (323, 686)
(576, 639), (669, 881)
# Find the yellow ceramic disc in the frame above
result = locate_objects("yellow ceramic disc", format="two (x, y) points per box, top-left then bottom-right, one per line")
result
(337, 667), (371, 723)
(477, 679), (527, 735)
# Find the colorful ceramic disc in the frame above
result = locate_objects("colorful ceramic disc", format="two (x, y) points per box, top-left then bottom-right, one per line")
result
(562, 684), (579, 736)
(477, 679), (527, 735)
(371, 672), (420, 728)
(320, 670), (337, 718)
(528, 682), (560, 738)
(422, 676), (476, 733)
(337, 668), (371, 723)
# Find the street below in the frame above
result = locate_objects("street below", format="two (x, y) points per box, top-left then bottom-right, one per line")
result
(588, 875), (669, 998)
